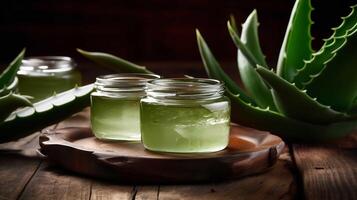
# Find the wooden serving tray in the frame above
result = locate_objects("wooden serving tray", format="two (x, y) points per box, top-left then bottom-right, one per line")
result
(39, 125), (284, 184)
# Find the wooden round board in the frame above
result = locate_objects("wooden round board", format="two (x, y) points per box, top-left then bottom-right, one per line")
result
(39, 125), (284, 184)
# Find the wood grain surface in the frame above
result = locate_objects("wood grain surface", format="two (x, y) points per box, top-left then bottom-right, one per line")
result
(293, 144), (357, 200)
(19, 162), (92, 200)
(0, 155), (41, 200)
(158, 160), (295, 200)
(0, 154), (295, 200)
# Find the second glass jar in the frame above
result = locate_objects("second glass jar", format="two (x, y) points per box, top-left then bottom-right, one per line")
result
(140, 78), (231, 153)
(90, 74), (160, 141)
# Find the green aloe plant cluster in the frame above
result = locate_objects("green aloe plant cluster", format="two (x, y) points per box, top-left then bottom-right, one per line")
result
(79, 0), (357, 142)
(196, 0), (357, 141)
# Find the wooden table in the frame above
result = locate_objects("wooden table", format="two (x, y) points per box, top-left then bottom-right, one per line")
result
(0, 109), (356, 200)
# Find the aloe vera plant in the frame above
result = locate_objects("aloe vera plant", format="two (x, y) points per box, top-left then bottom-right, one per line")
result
(0, 49), (29, 120)
(79, 1), (357, 142)
(0, 49), (25, 96)
(198, 1), (357, 141)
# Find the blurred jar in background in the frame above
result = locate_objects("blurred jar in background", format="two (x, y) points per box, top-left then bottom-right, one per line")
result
(17, 56), (82, 102)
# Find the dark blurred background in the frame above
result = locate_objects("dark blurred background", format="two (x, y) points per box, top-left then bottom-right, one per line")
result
(0, 0), (355, 81)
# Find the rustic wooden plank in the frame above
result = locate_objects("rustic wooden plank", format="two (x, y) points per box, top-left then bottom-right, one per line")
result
(135, 186), (159, 200)
(158, 158), (295, 200)
(19, 162), (91, 200)
(90, 180), (133, 200)
(293, 144), (357, 200)
(0, 154), (41, 200)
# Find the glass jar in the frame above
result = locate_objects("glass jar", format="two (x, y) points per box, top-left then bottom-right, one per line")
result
(91, 73), (160, 141)
(141, 78), (231, 153)
(17, 56), (81, 102)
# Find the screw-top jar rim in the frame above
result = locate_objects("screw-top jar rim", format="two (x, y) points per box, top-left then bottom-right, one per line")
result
(95, 73), (160, 96)
(18, 56), (76, 75)
(146, 78), (225, 100)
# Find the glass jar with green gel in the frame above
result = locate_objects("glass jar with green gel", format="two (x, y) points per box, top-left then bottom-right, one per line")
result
(91, 74), (160, 141)
(141, 78), (231, 153)
(17, 56), (81, 102)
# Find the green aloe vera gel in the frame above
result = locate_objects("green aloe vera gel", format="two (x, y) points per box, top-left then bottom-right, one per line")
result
(17, 56), (81, 102)
(91, 73), (160, 141)
(141, 78), (231, 153)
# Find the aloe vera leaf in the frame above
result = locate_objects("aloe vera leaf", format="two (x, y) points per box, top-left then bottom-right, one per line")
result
(229, 14), (239, 33)
(0, 77), (18, 96)
(327, 4), (357, 41)
(0, 84), (94, 143)
(227, 21), (275, 109)
(305, 30), (357, 111)
(277, 0), (313, 82)
(294, 37), (346, 88)
(227, 90), (357, 142)
(239, 10), (268, 67)
(0, 49), (25, 89)
(256, 66), (353, 124)
(232, 11), (276, 110)
(294, 5), (357, 87)
(0, 93), (32, 122)
(77, 49), (153, 74)
(227, 21), (260, 67)
(196, 29), (255, 104)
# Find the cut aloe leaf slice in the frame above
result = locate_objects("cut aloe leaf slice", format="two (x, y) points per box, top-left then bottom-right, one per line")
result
(0, 84), (94, 143)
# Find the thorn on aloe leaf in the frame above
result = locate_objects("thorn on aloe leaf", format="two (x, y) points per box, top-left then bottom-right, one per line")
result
(309, 73), (320, 78)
